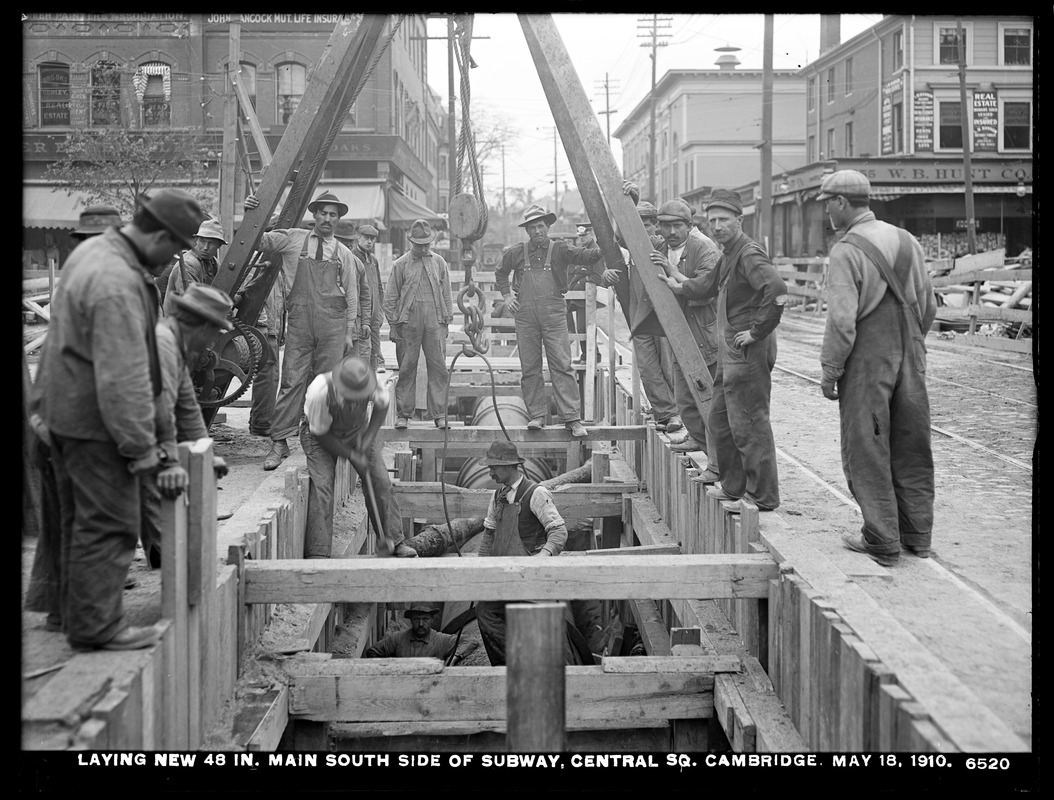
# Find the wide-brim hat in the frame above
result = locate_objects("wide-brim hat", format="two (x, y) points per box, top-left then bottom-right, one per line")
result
(333, 355), (376, 401)
(519, 204), (557, 228)
(139, 189), (205, 248)
(705, 188), (744, 215)
(485, 440), (524, 466)
(404, 603), (440, 618)
(73, 205), (123, 238)
(194, 217), (228, 244)
(172, 282), (234, 330)
(307, 191), (349, 217)
(407, 218), (438, 244)
(816, 169), (872, 201)
(334, 219), (358, 242)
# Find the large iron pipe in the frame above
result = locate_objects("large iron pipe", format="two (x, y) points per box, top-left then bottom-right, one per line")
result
(455, 396), (554, 489)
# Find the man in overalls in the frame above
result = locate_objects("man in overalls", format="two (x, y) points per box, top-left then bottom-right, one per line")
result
(474, 440), (587, 666)
(496, 205), (610, 437)
(302, 355), (401, 557)
(243, 190), (367, 471)
(818, 170), (937, 567)
(382, 219), (453, 429)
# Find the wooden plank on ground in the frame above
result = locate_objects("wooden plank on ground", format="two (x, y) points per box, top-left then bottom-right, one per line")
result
(377, 424), (646, 445)
(625, 494), (680, 550)
(243, 553), (778, 605)
(243, 686), (290, 752)
(601, 655), (740, 673)
(626, 599), (672, 656)
(391, 480), (635, 520)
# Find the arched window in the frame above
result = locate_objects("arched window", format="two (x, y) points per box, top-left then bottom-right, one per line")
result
(134, 61), (171, 126)
(39, 62), (70, 126)
(276, 62), (305, 123)
(90, 61), (122, 126)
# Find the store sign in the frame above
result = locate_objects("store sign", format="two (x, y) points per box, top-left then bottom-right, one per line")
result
(914, 92), (934, 152)
(206, 13), (349, 25)
(972, 91), (998, 152)
(881, 77), (903, 156)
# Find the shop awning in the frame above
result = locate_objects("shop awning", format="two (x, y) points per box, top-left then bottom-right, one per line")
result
(869, 184), (1032, 199)
(388, 190), (443, 226)
(23, 186), (88, 229)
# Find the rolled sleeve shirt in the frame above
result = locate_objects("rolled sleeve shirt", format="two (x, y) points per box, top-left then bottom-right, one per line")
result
(304, 373), (389, 436)
(495, 239), (603, 299)
(381, 251), (453, 326)
(481, 476), (568, 556)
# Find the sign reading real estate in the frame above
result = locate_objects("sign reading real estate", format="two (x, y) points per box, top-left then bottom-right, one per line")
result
(914, 92), (934, 152)
(972, 91), (998, 152)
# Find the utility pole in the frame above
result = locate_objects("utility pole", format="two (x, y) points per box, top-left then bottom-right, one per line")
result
(594, 72), (620, 145)
(501, 143), (507, 214)
(447, 16), (461, 270)
(638, 14), (671, 203)
(220, 23), (241, 245)
(553, 127), (559, 214)
(759, 14), (774, 254)
(956, 18), (977, 255)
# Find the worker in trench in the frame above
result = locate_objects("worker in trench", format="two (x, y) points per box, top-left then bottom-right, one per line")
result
(242, 190), (370, 472)
(363, 603), (476, 662)
(301, 354), (402, 557)
(474, 440), (592, 666)
(817, 170), (937, 567)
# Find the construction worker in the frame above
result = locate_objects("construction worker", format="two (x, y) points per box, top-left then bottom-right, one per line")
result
(474, 440), (590, 666)
(351, 223), (386, 371)
(334, 218), (374, 362)
(662, 188), (788, 510)
(162, 217), (227, 313)
(363, 603), (470, 661)
(818, 170), (937, 567)
(650, 199), (722, 466)
(139, 283), (233, 568)
(70, 205), (123, 242)
(302, 355), (401, 558)
(496, 205), (609, 437)
(382, 219), (452, 429)
(243, 190), (367, 471)
(245, 212), (287, 439)
(35, 188), (203, 651)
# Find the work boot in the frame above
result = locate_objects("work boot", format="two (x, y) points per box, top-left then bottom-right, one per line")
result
(394, 416), (409, 429)
(903, 543), (931, 558)
(71, 624), (163, 652)
(263, 440), (290, 471)
(565, 420), (588, 438)
(664, 416), (685, 434)
(841, 533), (899, 567)
(669, 437), (704, 453)
(527, 418), (545, 430)
(708, 486), (741, 503)
(434, 417), (449, 429)
(691, 468), (721, 484)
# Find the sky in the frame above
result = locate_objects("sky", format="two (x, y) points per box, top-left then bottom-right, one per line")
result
(425, 13), (884, 203)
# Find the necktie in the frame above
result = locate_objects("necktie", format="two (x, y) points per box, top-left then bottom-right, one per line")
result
(498, 486), (511, 504)
(315, 236), (323, 261)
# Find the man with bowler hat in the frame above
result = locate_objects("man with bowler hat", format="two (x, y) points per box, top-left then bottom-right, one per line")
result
(818, 170), (937, 567)
(35, 188), (204, 651)
(382, 219), (453, 429)
(162, 216), (228, 312)
(302, 355), (402, 557)
(662, 188), (788, 510)
(243, 190), (366, 470)
(363, 603), (469, 661)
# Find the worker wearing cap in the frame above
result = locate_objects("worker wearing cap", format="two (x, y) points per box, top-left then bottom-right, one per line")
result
(351, 224), (386, 371)
(382, 219), (453, 429)
(70, 205), (123, 242)
(649, 198), (723, 462)
(334, 219), (374, 361)
(35, 188), (204, 651)
(302, 355), (401, 557)
(161, 217), (228, 313)
(243, 190), (366, 471)
(818, 170), (937, 567)
(496, 205), (612, 437)
(662, 188), (787, 510)
(474, 440), (585, 666)
(363, 603), (469, 661)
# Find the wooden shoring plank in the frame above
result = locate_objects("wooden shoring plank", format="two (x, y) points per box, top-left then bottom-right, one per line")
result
(714, 673), (757, 752)
(625, 494), (680, 551)
(244, 553), (778, 604)
(577, 543), (680, 556)
(864, 657), (897, 752)
(836, 626), (866, 752)
(767, 578), (783, 701)
(821, 612), (845, 751)
(895, 701), (933, 751)
(601, 655), (741, 673)
(245, 687), (290, 752)
(780, 572), (800, 725)
(187, 603), (202, 749)
(208, 567), (239, 727)
(906, 718), (960, 753)
(809, 598), (837, 750)
(789, 574), (818, 742)
(329, 718), (670, 738)
(392, 481), (634, 520)
(286, 664), (714, 723)
(626, 599), (672, 656)
(738, 657), (808, 753)
(160, 449), (190, 750)
(878, 682), (911, 751)
(375, 424), (646, 445)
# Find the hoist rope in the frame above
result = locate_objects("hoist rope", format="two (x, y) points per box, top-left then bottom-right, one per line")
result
(451, 15), (488, 242)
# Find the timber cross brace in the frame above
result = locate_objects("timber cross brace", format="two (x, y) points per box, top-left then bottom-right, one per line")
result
(192, 13), (712, 428)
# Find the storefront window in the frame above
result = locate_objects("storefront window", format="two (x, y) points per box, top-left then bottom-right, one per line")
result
(938, 100), (963, 149)
(39, 62), (70, 127)
(1003, 102), (1031, 150)
(91, 61), (122, 126)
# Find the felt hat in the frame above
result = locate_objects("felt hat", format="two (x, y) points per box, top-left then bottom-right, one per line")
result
(307, 190), (349, 217)
(635, 200), (659, 220)
(705, 188), (744, 215)
(656, 199), (693, 223)
(816, 169), (872, 201)
(404, 603), (440, 618)
(485, 440), (525, 466)
(73, 205), (122, 238)
(334, 219), (358, 242)
(194, 217), (228, 244)
(358, 224), (380, 237)
(407, 218), (438, 244)
(138, 189), (205, 248)
(172, 282), (234, 330)
(332, 355), (377, 401)
(518, 204), (557, 228)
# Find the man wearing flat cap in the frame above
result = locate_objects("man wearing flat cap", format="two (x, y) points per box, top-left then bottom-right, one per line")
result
(496, 205), (611, 437)
(818, 170), (937, 567)
(382, 219), (453, 429)
(243, 190), (366, 470)
(161, 217), (228, 313)
(661, 188), (788, 510)
(302, 355), (402, 557)
(334, 220), (374, 362)
(349, 223), (386, 371)
(363, 603), (471, 662)
(566, 223), (621, 364)
(33, 188), (204, 651)
(474, 440), (586, 666)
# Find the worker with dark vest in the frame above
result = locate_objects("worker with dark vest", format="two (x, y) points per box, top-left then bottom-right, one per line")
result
(474, 440), (586, 666)
(496, 205), (609, 437)
(302, 355), (401, 557)
(662, 188), (788, 511)
(363, 603), (470, 661)
(818, 170), (937, 567)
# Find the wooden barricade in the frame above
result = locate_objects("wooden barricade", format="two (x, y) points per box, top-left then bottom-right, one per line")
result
(773, 257), (827, 315)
